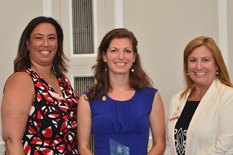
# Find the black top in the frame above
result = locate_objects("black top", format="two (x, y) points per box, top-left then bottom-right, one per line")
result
(174, 101), (200, 155)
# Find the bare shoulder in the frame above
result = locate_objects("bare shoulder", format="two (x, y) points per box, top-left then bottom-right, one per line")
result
(78, 94), (91, 112)
(153, 91), (163, 102)
(3, 72), (34, 101)
(155, 91), (161, 97)
(77, 94), (91, 118)
(9, 71), (31, 80)
(5, 72), (33, 88)
(79, 94), (89, 104)
(151, 91), (165, 113)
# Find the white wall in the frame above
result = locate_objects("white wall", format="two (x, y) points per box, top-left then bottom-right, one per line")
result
(0, 0), (232, 153)
(123, 0), (220, 113)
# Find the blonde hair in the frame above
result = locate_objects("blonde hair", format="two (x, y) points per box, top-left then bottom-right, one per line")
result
(180, 36), (233, 100)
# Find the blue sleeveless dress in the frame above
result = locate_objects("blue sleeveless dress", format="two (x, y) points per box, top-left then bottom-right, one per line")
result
(85, 87), (157, 155)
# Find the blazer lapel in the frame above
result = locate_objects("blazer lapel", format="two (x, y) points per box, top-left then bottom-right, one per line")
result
(188, 79), (218, 128)
(186, 79), (219, 152)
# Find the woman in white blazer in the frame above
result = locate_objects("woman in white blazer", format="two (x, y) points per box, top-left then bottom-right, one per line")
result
(164, 36), (233, 155)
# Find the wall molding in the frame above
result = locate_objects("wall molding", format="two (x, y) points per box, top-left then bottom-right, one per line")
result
(218, 0), (228, 68)
(43, 0), (52, 17)
(114, 0), (123, 28)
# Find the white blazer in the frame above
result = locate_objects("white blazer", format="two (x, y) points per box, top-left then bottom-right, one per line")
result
(164, 79), (233, 155)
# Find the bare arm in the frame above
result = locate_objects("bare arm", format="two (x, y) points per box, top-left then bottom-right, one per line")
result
(1, 72), (34, 155)
(77, 94), (93, 155)
(148, 92), (166, 155)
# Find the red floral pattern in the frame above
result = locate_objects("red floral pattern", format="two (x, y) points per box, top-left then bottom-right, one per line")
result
(5, 69), (79, 155)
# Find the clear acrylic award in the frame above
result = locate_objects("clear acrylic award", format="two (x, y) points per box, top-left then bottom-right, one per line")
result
(109, 138), (130, 155)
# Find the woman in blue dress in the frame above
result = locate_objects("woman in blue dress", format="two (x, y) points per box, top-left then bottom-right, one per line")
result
(77, 28), (165, 155)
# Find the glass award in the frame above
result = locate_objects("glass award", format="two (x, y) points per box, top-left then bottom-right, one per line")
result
(109, 138), (130, 155)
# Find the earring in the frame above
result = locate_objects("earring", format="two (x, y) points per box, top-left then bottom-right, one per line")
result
(187, 72), (189, 75)
(105, 62), (107, 72)
(216, 70), (218, 75)
(131, 63), (134, 72)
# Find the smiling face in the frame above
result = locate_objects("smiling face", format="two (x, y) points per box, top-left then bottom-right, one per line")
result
(187, 45), (218, 88)
(26, 23), (58, 68)
(102, 38), (136, 76)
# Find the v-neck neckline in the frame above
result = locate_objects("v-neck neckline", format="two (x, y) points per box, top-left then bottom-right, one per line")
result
(29, 69), (64, 98)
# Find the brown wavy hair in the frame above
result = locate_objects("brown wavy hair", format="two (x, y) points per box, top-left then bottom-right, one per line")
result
(180, 36), (233, 100)
(14, 16), (68, 77)
(87, 28), (153, 101)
